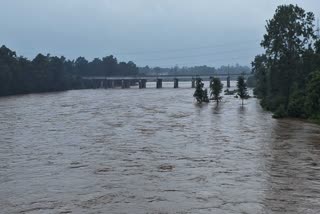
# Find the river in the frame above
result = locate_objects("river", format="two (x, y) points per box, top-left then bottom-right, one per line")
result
(0, 82), (320, 214)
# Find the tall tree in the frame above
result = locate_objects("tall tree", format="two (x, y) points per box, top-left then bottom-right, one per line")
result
(237, 76), (248, 106)
(193, 78), (204, 104)
(260, 4), (316, 110)
(210, 77), (223, 104)
(252, 54), (268, 99)
(0, 45), (17, 96)
(305, 71), (320, 119)
(75, 57), (89, 76)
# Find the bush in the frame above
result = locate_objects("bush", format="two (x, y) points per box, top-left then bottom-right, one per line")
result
(305, 71), (320, 118)
(263, 95), (287, 112)
(288, 90), (306, 118)
(273, 104), (287, 118)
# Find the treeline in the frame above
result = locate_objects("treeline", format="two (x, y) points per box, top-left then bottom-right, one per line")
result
(253, 4), (320, 121)
(139, 64), (250, 75)
(0, 45), (139, 96)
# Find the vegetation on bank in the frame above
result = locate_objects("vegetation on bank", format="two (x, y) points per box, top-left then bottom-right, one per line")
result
(0, 46), (139, 96)
(252, 4), (320, 122)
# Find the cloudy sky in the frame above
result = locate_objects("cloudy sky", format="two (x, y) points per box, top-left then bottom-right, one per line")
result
(1, 0), (319, 67)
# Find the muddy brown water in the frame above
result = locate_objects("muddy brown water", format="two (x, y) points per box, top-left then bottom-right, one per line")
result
(0, 82), (320, 214)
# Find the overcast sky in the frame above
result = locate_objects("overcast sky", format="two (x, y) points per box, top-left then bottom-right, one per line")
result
(1, 0), (319, 67)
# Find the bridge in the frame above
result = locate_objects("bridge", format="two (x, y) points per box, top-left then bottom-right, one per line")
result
(82, 74), (251, 89)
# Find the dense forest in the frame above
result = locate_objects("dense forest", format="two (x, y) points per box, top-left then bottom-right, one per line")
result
(139, 64), (250, 75)
(252, 4), (320, 121)
(0, 46), (139, 96)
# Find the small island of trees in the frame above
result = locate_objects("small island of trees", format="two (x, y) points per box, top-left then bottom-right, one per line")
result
(193, 75), (249, 105)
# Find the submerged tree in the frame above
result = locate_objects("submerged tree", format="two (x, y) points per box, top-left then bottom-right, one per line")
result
(210, 77), (223, 104)
(193, 78), (205, 103)
(237, 76), (249, 105)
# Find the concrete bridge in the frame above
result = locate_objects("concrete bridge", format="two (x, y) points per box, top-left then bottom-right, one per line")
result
(82, 74), (251, 89)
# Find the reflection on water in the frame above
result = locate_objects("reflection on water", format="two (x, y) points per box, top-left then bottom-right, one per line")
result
(0, 82), (320, 214)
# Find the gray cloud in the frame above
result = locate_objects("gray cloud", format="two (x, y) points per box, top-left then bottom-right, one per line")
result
(1, 0), (319, 67)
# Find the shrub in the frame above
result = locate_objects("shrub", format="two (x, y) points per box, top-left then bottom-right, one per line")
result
(288, 89), (306, 118)
(273, 104), (287, 118)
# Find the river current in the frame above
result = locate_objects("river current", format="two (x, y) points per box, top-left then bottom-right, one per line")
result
(0, 82), (320, 214)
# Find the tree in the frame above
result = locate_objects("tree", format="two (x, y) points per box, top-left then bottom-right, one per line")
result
(32, 53), (50, 92)
(75, 57), (89, 76)
(237, 76), (248, 105)
(305, 71), (320, 119)
(102, 55), (118, 76)
(251, 55), (267, 92)
(210, 77), (223, 104)
(0, 45), (150, 96)
(0, 45), (17, 96)
(260, 4), (316, 110)
(193, 78), (204, 104)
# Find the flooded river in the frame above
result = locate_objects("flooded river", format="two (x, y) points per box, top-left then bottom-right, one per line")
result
(1, 82), (320, 214)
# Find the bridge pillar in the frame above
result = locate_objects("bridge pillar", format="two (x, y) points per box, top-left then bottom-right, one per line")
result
(156, 79), (162, 89)
(227, 76), (231, 88)
(174, 78), (179, 88)
(191, 78), (195, 88)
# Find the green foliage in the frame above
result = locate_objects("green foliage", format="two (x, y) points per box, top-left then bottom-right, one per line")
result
(246, 76), (256, 88)
(210, 77), (223, 103)
(305, 71), (320, 118)
(287, 85), (306, 117)
(262, 95), (287, 111)
(193, 78), (208, 104)
(237, 76), (249, 105)
(253, 4), (320, 121)
(258, 4), (315, 105)
(0, 45), (139, 96)
(273, 104), (288, 118)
